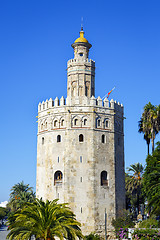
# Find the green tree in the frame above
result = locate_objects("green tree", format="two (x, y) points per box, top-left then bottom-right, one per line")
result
(7, 198), (83, 240)
(139, 102), (160, 153)
(0, 207), (8, 223)
(143, 142), (160, 216)
(7, 181), (35, 213)
(126, 163), (144, 214)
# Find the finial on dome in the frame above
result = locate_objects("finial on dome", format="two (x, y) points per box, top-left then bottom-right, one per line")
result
(81, 17), (83, 31)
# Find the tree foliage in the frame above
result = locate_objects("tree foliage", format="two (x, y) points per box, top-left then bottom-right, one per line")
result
(125, 163), (144, 214)
(0, 207), (8, 222)
(139, 102), (160, 154)
(7, 198), (82, 240)
(7, 181), (35, 213)
(143, 142), (160, 216)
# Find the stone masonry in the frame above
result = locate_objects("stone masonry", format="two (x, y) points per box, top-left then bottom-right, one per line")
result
(36, 28), (125, 238)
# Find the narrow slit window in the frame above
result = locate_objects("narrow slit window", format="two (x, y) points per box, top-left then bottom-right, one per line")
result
(79, 134), (84, 142)
(42, 137), (44, 145)
(98, 119), (100, 127)
(102, 135), (105, 143)
(57, 135), (61, 142)
(80, 156), (82, 163)
(58, 156), (59, 163)
(105, 121), (108, 128)
(81, 207), (82, 213)
(80, 177), (82, 182)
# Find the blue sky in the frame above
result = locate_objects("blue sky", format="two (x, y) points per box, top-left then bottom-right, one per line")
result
(0, 0), (160, 202)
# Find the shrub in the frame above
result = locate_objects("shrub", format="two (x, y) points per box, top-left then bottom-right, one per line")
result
(84, 232), (101, 240)
(139, 217), (159, 228)
(132, 229), (160, 240)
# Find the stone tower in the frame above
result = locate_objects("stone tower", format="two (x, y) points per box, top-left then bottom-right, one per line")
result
(36, 28), (125, 238)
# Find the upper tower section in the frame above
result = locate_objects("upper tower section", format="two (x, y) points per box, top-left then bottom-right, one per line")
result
(72, 27), (92, 61)
(67, 28), (95, 102)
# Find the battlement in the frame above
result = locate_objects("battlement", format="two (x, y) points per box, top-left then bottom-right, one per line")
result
(67, 58), (95, 66)
(38, 96), (123, 113)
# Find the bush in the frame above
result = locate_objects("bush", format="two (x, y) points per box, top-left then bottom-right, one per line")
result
(139, 217), (159, 228)
(84, 233), (101, 240)
(112, 210), (135, 229)
(112, 210), (135, 239)
(132, 228), (160, 240)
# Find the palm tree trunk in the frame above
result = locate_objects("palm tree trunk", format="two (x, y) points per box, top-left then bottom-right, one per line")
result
(147, 143), (150, 155)
(152, 129), (154, 153)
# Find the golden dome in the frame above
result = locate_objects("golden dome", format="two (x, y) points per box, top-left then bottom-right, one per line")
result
(74, 30), (88, 43)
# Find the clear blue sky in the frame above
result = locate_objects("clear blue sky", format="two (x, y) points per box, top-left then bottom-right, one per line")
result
(0, 0), (160, 203)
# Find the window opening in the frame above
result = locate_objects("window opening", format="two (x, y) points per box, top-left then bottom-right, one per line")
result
(79, 53), (83, 56)
(105, 120), (108, 128)
(57, 135), (61, 142)
(102, 135), (105, 143)
(79, 134), (84, 142)
(74, 119), (78, 125)
(80, 177), (82, 182)
(81, 207), (82, 213)
(61, 119), (64, 126)
(101, 171), (108, 186)
(54, 120), (58, 127)
(80, 156), (82, 163)
(54, 171), (63, 185)
(98, 119), (100, 127)
(84, 119), (87, 125)
(58, 156), (59, 163)
(42, 137), (44, 145)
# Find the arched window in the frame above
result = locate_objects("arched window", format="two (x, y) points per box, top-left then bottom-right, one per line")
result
(41, 123), (43, 130)
(97, 119), (101, 127)
(54, 120), (58, 127)
(84, 119), (87, 126)
(102, 134), (105, 143)
(57, 135), (61, 142)
(61, 119), (64, 127)
(74, 119), (78, 125)
(45, 122), (47, 129)
(101, 171), (108, 186)
(105, 120), (108, 128)
(54, 171), (63, 185)
(79, 134), (84, 142)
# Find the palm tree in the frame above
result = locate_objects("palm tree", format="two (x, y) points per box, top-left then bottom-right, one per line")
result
(7, 198), (83, 240)
(7, 181), (35, 212)
(10, 181), (34, 197)
(139, 102), (160, 154)
(126, 163), (144, 214)
(138, 118), (151, 155)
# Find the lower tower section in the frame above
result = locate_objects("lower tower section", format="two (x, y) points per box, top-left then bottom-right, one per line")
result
(36, 97), (125, 238)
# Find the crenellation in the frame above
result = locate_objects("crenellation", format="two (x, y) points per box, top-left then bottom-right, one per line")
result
(54, 97), (59, 106)
(103, 98), (109, 108)
(97, 96), (103, 106)
(60, 96), (65, 106)
(90, 96), (96, 106)
(48, 98), (53, 108)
